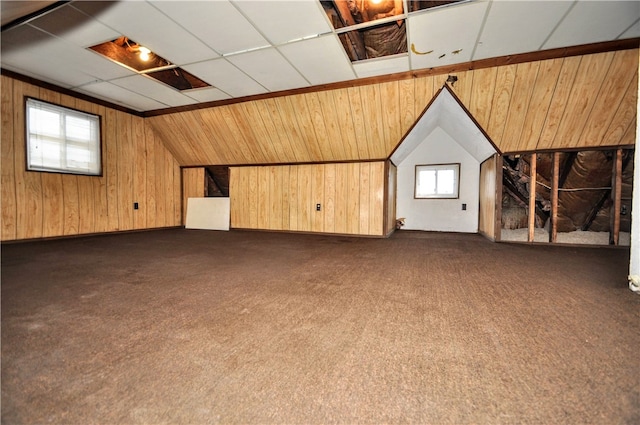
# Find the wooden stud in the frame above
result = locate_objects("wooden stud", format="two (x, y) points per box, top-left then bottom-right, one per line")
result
(550, 151), (560, 243)
(528, 153), (537, 242)
(610, 148), (623, 245)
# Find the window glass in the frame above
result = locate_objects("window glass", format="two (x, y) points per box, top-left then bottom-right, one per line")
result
(415, 164), (459, 198)
(26, 98), (101, 176)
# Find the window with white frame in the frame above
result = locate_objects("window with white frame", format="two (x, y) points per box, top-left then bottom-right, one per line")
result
(26, 98), (102, 176)
(415, 163), (460, 199)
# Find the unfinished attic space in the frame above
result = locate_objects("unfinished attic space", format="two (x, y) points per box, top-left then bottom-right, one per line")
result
(501, 149), (634, 245)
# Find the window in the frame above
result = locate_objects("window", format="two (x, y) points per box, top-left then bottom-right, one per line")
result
(415, 163), (460, 199)
(26, 98), (101, 176)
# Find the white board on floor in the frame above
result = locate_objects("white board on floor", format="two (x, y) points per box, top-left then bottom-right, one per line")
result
(185, 197), (230, 231)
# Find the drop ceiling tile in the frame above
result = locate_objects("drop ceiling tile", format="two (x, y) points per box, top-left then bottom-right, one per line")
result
(109, 75), (198, 107)
(75, 81), (167, 111)
(30, 4), (120, 47)
(408, 1), (488, 70)
(226, 48), (309, 92)
(150, 0), (269, 55)
(473, 1), (572, 60)
(234, 0), (332, 45)
(278, 34), (355, 86)
(182, 59), (268, 98)
(353, 55), (410, 78)
(544, 1), (640, 49)
(182, 87), (231, 103)
(73, 0), (218, 65)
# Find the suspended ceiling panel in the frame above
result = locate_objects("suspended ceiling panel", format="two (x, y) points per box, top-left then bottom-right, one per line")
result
(408, 1), (488, 70)
(543, 1), (640, 49)
(109, 74), (200, 108)
(353, 55), (410, 79)
(234, 0), (332, 45)
(72, 1), (218, 65)
(1, 0), (637, 112)
(182, 59), (269, 98)
(278, 34), (355, 85)
(473, 1), (573, 60)
(76, 81), (168, 111)
(226, 48), (310, 92)
(151, 0), (268, 56)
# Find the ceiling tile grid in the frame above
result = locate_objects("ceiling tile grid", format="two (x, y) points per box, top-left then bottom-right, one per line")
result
(1, 0), (638, 112)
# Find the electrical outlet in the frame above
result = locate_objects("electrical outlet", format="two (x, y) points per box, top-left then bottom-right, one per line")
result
(316, 203), (321, 211)
(134, 202), (139, 210)
(462, 203), (466, 211)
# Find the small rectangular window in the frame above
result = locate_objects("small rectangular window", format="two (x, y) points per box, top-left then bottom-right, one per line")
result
(415, 163), (460, 199)
(26, 98), (102, 176)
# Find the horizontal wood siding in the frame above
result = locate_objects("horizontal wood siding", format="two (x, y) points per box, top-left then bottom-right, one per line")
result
(230, 162), (386, 236)
(1, 76), (182, 241)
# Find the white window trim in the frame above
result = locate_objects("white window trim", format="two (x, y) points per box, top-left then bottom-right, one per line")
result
(26, 97), (102, 176)
(414, 163), (460, 199)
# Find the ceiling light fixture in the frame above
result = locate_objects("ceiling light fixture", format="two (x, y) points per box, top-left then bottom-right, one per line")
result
(138, 46), (151, 61)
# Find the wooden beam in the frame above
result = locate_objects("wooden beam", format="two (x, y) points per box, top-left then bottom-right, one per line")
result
(550, 152), (560, 243)
(528, 153), (537, 243)
(609, 149), (623, 245)
(495, 154), (503, 242)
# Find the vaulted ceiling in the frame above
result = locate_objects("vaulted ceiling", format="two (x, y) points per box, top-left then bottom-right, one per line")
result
(2, 0), (638, 113)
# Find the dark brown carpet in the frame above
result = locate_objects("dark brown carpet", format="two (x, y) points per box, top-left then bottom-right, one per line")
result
(2, 229), (639, 424)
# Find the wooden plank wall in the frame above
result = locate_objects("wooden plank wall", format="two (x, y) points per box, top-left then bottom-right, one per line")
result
(147, 49), (638, 166)
(478, 155), (498, 241)
(385, 162), (397, 236)
(230, 162), (385, 236)
(181, 168), (205, 224)
(1, 76), (182, 241)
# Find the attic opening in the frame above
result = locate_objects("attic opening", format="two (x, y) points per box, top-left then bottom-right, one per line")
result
(501, 149), (634, 246)
(88, 36), (210, 91)
(320, 0), (466, 62)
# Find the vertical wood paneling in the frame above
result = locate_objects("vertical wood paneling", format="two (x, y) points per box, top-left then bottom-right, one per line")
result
(257, 166), (270, 229)
(334, 163), (349, 234)
(468, 67), (497, 131)
(582, 49), (638, 146)
(399, 78), (416, 138)
(501, 61), (540, 153)
(15, 81), (44, 239)
(297, 164), (312, 231)
(270, 166), (284, 230)
(487, 64), (517, 150)
(553, 52), (615, 150)
(333, 88), (360, 160)
(38, 89), (64, 238)
(289, 95), (323, 162)
(306, 93), (334, 160)
(346, 86), (370, 160)
(324, 163), (336, 234)
(536, 56), (582, 150)
(182, 167), (205, 224)
(346, 163), (361, 234)
(1, 76), (16, 240)
(516, 58), (564, 152)
(1, 76), (182, 241)
(359, 162), (371, 235)
(385, 162), (397, 235)
(229, 162), (386, 236)
(145, 125), (157, 228)
(311, 164), (324, 233)
(369, 161), (384, 235)
(479, 155), (497, 240)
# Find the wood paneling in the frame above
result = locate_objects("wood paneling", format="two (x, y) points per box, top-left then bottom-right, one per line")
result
(182, 167), (205, 225)
(230, 162), (386, 236)
(147, 49), (637, 165)
(479, 155), (498, 241)
(1, 76), (182, 241)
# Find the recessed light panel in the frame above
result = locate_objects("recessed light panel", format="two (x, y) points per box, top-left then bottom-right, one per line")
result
(89, 36), (211, 91)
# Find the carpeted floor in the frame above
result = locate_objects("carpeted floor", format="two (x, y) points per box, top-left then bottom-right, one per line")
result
(1, 229), (638, 424)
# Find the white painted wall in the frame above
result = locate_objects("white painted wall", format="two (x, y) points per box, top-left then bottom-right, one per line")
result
(396, 127), (480, 233)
